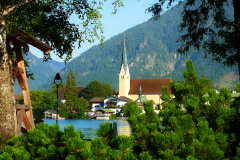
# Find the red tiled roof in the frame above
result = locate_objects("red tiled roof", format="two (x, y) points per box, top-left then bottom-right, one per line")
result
(113, 90), (119, 96)
(58, 87), (85, 100)
(14, 94), (21, 100)
(89, 97), (104, 103)
(70, 110), (78, 114)
(128, 78), (171, 94)
(119, 96), (132, 102)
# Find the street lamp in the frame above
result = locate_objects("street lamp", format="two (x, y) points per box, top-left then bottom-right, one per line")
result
(54, 73), (62, 124)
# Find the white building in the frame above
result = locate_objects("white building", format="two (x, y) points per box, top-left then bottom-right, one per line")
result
(89, 95), (132, 114)
(44, 110), (59, 119)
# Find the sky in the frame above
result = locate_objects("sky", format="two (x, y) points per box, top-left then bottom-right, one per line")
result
(30, 0), (165, 62)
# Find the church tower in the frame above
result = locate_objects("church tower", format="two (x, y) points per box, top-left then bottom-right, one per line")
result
(119, 34), (130, 97)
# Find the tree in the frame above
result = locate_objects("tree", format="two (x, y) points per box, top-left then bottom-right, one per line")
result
(5, 61), (240, 159)
(64, 70), (78, 110)
(121, 101), (143, 117)
(0, 0), (123, 141)
(81, 80), (105, 101)
(75, 97), (88, 112)
(102, 83), (113, 97)
(16, 90), (56, 118)
(199, 74), (214, 93)
(50, 83), (65, 95)
(124, 60), (238, 159)
(148, 0), (240, 76)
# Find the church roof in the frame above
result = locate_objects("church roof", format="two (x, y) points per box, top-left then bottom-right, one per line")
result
(128, 79), (172, 94)
(137, 95), (148, 102)
(121, 34), (128, 73)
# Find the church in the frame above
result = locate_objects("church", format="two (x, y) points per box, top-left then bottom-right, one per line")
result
(118, 35), (172, 104)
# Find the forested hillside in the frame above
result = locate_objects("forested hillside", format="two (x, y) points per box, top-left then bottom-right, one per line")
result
(38, 3), (237, 91)
(14, 52), (65, 94)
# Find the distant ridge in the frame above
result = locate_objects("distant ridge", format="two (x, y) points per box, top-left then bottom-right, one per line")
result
(38, 3), (238, 92)
(39, 58), (65, 72)
(14, 52), (64, 94)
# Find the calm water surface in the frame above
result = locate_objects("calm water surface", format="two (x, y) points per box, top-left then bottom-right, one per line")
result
(43, 118), (131, 139)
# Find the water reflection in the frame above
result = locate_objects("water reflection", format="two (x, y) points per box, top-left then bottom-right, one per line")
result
(42, 119), (131, 139)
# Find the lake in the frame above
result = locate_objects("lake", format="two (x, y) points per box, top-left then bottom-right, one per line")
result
(42, 118), (131, 139)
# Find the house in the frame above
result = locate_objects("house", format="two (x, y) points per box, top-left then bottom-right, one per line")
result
(104, 95), (132, 113)
(95, 109), (115, 120)
(118, 35), (171, 104)
(58, 86), (85, 103)
(89, 95), (132, 114)
(70, 110), (78, 114)
(89, 97), (105, 111)
(44, 110), (59, 119)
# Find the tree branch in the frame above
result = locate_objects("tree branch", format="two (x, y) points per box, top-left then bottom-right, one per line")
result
(2, 0), (32, 18)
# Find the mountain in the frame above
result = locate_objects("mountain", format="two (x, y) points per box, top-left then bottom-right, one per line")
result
(39, 58), (65, 72)
(14, 52), (65, 94)
(38, 3), (238, 92)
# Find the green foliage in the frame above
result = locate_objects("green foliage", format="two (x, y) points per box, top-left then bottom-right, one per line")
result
(64, 70), (78, 110)
(59, 103), (88, 119)
(66, 112), (88, 119)
(58, 103), (69, 119)
(16, 90), (55, 118)
(109, 114), (117, 120)
(103, 83), (114, 97)
(4, 0), (124, 62)
(0, 123), (86, 160)
(50, 83), (65, 95)
(75, 98), (88, 112)
(148, 0), (239, 74)
(81, 80), (113, 101)
(96, 122), (113, 143)
(124, 60), (240, 159)
(14, 52), (61, 94)
(38, 2), (238, 92)
(4, 60), (240, 159)
(121, 101), (143, 117)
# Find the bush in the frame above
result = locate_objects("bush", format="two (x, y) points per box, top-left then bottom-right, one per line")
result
(0, 123), (88, 160)
(109, 114), (117, 120)
(2, 60), (240, 159)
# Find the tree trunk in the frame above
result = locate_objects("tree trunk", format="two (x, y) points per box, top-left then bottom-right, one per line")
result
(233, 0), (240, 77)
(0, 21), (15, 143)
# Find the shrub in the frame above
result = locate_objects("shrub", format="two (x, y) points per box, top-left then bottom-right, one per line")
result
(109, 114), (117, 120)
(0, 123), (87, 160)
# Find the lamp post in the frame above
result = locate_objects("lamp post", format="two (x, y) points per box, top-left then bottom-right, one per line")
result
(54, 73), (62, 124)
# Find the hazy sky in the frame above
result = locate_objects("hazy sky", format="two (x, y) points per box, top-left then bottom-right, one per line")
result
(30, 0), (165, 62)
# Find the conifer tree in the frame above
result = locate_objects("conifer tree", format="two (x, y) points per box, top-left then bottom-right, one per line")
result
(3, 60), (240, 159)
(124, 60), (240, 159)
(64, 70), (78, 110)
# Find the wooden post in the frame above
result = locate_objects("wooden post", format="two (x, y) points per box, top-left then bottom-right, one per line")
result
(6, 28), (53, 136)
(110, 122), (117, 139)
(14, 43), (34, 136)
(113, 122), (117, 138)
